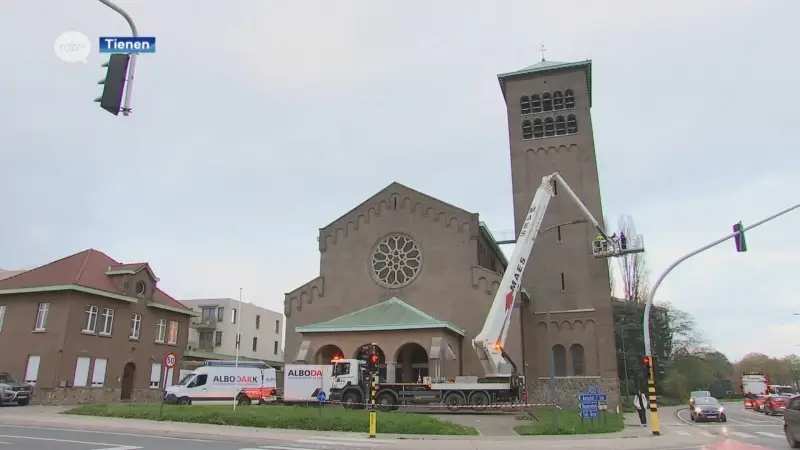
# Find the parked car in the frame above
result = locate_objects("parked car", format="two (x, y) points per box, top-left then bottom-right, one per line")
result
(784, 395), (800, 448)
(691, 396), (727, 423)
(689, 390), (712, 407)
(0, 372), (32, 406)
(764, 395), (790, 416)
(753, 394), (768, 412)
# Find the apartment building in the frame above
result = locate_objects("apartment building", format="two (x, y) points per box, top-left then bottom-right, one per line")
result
(181, 298), (283, 363)
(0, 249), (195, 405)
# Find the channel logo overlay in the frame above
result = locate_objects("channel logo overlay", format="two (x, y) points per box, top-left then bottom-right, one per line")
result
(98, 37), (156, 54)
(54, 31), (92, 63)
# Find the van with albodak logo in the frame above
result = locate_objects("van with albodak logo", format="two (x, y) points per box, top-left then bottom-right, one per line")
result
(164, 360), (276, 405)
(282, 364), (332, 404)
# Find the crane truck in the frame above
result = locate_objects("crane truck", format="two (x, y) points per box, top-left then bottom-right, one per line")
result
(327, 172), (641, 411)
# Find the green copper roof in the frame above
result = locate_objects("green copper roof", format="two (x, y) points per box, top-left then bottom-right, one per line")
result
(296, 297), (464, 335)
(498, 59), (593, 108)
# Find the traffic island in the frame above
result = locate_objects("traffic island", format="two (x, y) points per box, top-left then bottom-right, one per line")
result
(63, 404), (479, 435)
(514, 408), (625, 435)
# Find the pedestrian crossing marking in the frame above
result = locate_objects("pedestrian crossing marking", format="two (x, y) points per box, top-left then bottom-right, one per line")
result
(675, 430), (692, 436)
(755, 431), (785, 438)
(729, 431), (755, 438)
(697, 430), (714, 437)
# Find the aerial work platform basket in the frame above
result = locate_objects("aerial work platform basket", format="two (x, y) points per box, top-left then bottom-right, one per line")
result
(592, 234), (645, 258)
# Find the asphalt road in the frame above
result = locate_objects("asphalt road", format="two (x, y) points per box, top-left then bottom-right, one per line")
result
(675, 402), (788, 450)
(0, 424), (396, 450)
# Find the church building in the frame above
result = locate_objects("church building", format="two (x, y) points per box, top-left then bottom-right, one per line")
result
(284, 57), (620, 406)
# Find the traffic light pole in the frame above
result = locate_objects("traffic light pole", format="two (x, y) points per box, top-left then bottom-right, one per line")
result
(97, 0), (139, 116)
(642, 201), (800, 436)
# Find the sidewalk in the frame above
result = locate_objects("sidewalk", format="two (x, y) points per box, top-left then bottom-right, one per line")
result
(0, 405), (719, 449)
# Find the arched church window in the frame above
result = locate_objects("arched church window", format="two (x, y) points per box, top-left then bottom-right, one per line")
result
(544, 117), (555, 137)
(533, 119), (544, 138)
(520, 96), (531, 115)
(522, 120), (533, 140)
(553, 91), (564, 110)
(531, 94), (542, 113)
(555, 116), (566, 135)
(564, 90), (576, 109)
(570, 343), (586, 376)
(567, 114), (578, 134)
(552, 344), (567, 376)
(542, 92), (553, 112)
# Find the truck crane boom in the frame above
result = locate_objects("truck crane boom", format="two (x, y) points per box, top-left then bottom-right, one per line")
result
(472, 172), (609, 377)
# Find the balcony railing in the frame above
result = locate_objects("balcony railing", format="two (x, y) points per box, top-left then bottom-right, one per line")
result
(190, 317), (217, 329)
(186, 340), (216, 352)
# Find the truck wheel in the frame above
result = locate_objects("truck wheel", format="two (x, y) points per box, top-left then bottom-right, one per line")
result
(468, 391), (490, 411)
(376, 392), (397, 412)
(444, 392), (466, 412)
(237, 394), (252, 406)
(342, 391), (362, 409)
(177, 397), (191, 405)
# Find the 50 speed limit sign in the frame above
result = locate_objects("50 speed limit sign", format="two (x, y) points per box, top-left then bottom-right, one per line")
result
(164, 351), (177, 369)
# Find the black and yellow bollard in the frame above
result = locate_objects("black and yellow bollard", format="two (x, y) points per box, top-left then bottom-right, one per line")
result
(646, 356), (661, 436)
(368, 372), (378, 438)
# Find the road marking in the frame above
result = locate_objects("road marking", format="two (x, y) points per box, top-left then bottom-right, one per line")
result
(728, 431), (756, 438)
(0, 424), (216, 442)
(675, 430), (692, 436)
(295, 438), (383, 447)
(310, 436), (394, 443)
(696, 430), (715, 437)
(755, 431), (785, 438)
(0, 433), (141, 449)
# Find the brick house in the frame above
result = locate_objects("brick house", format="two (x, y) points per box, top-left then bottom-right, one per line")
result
(0, 249), (197, 404)
(285, 58), (620, 407)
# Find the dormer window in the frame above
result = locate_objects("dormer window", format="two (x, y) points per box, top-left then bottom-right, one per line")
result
(135, 281), (146, 296)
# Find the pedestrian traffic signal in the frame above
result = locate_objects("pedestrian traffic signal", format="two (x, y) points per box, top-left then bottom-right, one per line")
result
(643, 356), (651, 370)
(94, 53), (130, 116)
(733, 221), (748, 252)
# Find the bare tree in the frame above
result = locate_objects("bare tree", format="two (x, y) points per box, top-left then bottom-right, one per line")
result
(616, 214), (650, 303)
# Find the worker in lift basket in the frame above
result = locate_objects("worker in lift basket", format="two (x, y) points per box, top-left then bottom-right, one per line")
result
(593, 233), (604, 253)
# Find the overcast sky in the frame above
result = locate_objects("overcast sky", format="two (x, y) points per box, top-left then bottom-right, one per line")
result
(1, 0), (797, 362)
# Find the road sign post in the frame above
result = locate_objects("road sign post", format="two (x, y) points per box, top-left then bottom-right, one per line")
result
(578, 386), (606, 426)
(159, 351), (177, 419)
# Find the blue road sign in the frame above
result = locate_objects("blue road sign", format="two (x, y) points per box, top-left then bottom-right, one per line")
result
(587, 386), (600, 394)
(317, 391), (327, 403)
(580, 410), (600, 419)
(596, 393), (608, 401)
(579, 402), (598, 411)
(578, 393), (597, 402)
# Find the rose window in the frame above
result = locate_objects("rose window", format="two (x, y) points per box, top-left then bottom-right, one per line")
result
(371, 234), (422, 288)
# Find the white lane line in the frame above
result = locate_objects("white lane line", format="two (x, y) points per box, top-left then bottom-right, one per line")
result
(256, 447), (316, 450)
(696, 430), (714, 437)
(728, 431), (756, 438)
(310, 436), (394, 443)
(756, 431), (786, 438)
(295, 439), (383, 447)
(0, 433), (141, 448)
(0, 424), (215, 442)
(675, 430), (692, 436)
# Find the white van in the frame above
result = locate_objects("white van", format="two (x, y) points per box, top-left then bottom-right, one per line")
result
(164, 360), (277, 405)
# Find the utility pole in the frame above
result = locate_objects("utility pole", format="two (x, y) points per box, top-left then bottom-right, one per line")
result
(96, 0), (139, 116)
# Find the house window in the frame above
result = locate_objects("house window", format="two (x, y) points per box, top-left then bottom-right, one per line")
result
(252, 337), (258, 352)
(566, 114), (578, 134)
(0, 305), (5, 333)
(570, 344), (586, 376)
(542, 92), (553, 111)
(130, 314), (141, 340)
(92, 358), (108, 387)
(273, 340), (279, 355)
(167, 320), (179, 345)
(150, 363), (162, 388)
(553, 91), (564, 110)
(564, 89), (575, 109)
(522, 120), (533, 140)
(544, 117), (555, 137)
(214, 331), (222, 347)
(555, 116), (567, 135)
(255, 315), (260, 330)
(84, 305), (98, 333)
(274, 320), (280, 334)
(520, 95), (531, 115)
(552, 345), (567, 376)
(201, 307), (215, 321)
(533, 119), (544, 139)
(531, 94), (542, 113)
(100, 308), (114, 336)
(231, 308), (237, 325)
(24, 355), (41, 386)
(73, 356), (91, 387)
(34, 302), (49, 331)
(155, 318), (166, 343)
(216, 307), (224, 322)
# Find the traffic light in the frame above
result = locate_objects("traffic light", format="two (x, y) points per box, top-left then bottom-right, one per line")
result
(368, 353), (379, 371)
(733, 221), (748, 252)
(643, 356), (652, 372)
(94, 53), (130, 116)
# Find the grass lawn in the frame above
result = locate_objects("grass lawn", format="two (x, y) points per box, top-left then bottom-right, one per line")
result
(514, 407), (625, 435)
(64, 403), (478, 435)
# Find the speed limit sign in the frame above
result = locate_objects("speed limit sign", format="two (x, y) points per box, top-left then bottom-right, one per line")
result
(164, 351), (177, 369)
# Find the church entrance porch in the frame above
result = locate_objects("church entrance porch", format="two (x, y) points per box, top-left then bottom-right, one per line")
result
(394, 342), (428, 383)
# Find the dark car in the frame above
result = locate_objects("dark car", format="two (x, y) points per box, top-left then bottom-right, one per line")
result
(784, 395), (800, 447)
(764, 394), (790, 416)
(691, 396), (727, 422)
(0, 372), (32, 406)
